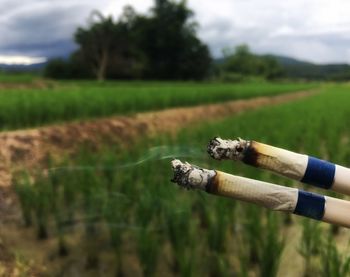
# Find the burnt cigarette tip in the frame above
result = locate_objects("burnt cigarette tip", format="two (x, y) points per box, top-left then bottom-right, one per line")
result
(170, 159), (216, 191)
(207, 137), (248, 161)
(171, 159), (192, 188)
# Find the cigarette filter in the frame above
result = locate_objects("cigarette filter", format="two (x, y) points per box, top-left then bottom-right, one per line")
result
(171, 160), (350, 228)
(208, 137), (350, 196)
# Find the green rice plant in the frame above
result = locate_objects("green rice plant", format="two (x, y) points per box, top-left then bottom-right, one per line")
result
(53, 206), (69, 257)
(47, 171), (70, 257)
(241, 205), (262, 264)
(135, 191), (161, 277)
(320, 235), (350, 277)
(177, 239), (198, 277)
(135, 190), (158, 227)
(61, 172), (78, 226)
(207, 199), (233, 253)
(163, 197), (200, 276)
(205, 199), (233, 276)
(77, 170), (104, 235)
(208, 253), (230, 277)
(258, 212), (285, 277)
(0, 81), (316, 131)
(47, 159), (106, 268)
(32, 174), (54, 239)
(104, 191), (129, 277)
(0, 72), (38, 83)
(136, 227), (160, 277)
(298, 219), (322, 276)
(13, 172), (34, 227)
(237, 244), (249, 277)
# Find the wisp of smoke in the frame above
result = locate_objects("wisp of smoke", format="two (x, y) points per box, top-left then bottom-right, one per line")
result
(47, 145), (206, 172)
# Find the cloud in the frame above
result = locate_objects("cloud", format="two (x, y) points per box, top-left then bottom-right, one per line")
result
(0, 0), (112, 58)
(0, 55), (47, 65)
(1, 0), (350, 64)
(190, 0), (350, 63)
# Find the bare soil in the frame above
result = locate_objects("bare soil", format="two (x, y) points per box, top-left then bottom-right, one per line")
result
(0, 80), (55, 90)
(0, 89), (318, 275)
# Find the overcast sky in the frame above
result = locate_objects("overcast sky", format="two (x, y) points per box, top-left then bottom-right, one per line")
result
(1, 0), (350, 64)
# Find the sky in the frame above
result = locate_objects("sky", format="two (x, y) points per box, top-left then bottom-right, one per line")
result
(1, 0), (350, 65)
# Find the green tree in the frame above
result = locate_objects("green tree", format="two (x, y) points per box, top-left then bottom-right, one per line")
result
(46, 1), (212, 80)
(105, 6), (147, 79)
(74, 11), (120, 81)
(259, 55), (283, 80)
(134, 0), (211, 79)
(221, 44), (283, 80)
(44, 54), (93, 79)
(44, 58), (70, 79)
(222, 44), (258, 75)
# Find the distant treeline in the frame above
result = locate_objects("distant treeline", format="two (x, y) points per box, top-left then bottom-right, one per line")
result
(274, 56), (350, 81)
(214, 45), (284, 81)
(44, 0), (284, 81)
(44, 0), (350, 81)
(45, 0), (211, 81)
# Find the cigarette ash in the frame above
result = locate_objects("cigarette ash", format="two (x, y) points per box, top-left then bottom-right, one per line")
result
(207, 137), (249, 160)
(171, 159), (216, 190)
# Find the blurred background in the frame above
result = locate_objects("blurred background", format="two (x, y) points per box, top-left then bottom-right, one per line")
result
(0, 0), (350, 276)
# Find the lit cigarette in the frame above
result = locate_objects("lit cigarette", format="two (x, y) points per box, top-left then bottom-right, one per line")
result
(208, 137), (350, 196)
(171, 160), (350, 228)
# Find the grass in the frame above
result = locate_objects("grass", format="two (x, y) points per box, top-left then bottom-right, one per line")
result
(298, 219), (322, 275)
(0, 81), (316, 130)
(0, 72), (39, 83)
(320, 234), (350, 277)
(12, 83), (350, 276)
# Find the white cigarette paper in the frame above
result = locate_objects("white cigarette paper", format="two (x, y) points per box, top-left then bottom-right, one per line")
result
(208, 137), (350, 196)
(171, 160), (350, 228)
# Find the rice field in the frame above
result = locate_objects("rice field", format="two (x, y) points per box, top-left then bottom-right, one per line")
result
(13, 83), (350, 276)
(0, 81), (315, 130)
(0, 72), (39, 83)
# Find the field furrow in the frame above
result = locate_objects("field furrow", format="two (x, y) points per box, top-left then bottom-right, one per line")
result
(0, 89), (317, 190)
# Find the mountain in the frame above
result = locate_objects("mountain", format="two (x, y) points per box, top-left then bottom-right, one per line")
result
(269, 55), (312, 66)
(0, 62), (47, 72)
(264, 55), (350, 80)
(215, 54), (350, 80)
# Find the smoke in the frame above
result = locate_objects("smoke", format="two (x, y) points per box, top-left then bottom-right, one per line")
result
(48, 145), (206, 172)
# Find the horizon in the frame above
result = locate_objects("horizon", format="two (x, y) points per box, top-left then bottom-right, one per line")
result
(1, 52), (350, 67)
(1, 0), (350, 66)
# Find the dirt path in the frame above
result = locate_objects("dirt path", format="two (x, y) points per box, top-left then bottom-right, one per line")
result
(0, 89), (318, 190)
(0, 79), (55, 90)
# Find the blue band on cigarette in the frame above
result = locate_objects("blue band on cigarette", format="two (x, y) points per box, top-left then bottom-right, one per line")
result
(301, 156), (335, 189)
(293, 190), (325, 220)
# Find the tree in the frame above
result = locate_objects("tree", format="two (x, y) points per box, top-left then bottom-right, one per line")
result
(106, 6), (147, 79)
(46, 1), (212, 80)
(44, 58), (70, 79)
(134, 0), (211, 79)
(74, 11), (118, 81)
(222, 44), (257, 75)
(259, 55), (283, 80)
(221, 44), (283, 80)
(44, 53), (93, 79)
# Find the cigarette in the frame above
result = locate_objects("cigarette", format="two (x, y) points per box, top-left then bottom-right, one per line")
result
(207, 137), (350, 196)
(171, 159), (350, 228)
